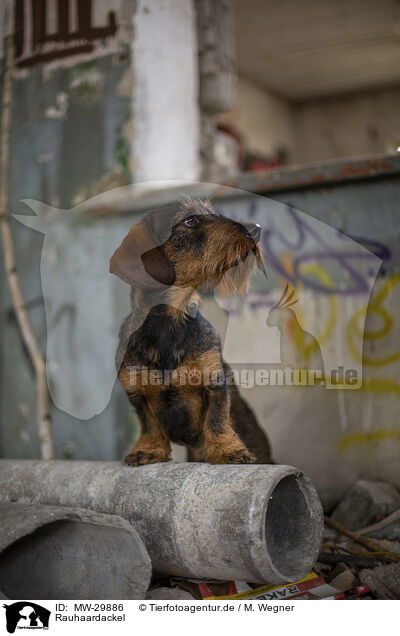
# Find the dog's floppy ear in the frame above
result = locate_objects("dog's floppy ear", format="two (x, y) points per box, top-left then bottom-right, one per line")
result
(110, 214), (175, 289)
(141, 245), (175, 286)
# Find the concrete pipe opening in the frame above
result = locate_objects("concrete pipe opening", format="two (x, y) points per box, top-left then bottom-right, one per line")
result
(264, 474), (318, 581)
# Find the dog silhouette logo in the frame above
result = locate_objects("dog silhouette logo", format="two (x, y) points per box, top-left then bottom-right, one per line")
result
(3, 602), (50, 633)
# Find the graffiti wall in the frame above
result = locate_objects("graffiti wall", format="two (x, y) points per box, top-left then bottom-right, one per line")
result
(212, 174), (400, 508)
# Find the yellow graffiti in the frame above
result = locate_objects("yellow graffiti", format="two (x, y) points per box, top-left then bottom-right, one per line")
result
(278, 256), (399, 393)
(337, 429), (400, 453)
(347, 274), (400, 366)
(293, 264), (338, 360)
(360, 378), (400, 396)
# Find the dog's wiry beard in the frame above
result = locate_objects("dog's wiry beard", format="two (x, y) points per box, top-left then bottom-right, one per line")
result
(215, 246), (262, 298)
(253, 242), (266, 277)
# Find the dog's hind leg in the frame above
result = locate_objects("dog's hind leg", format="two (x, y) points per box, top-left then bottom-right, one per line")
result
(202, 384), (255, 464)
(229, 382), (272, 464)
(190, 384), (272, 464)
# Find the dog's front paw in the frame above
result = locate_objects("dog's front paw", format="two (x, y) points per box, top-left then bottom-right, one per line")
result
(207, 447), (256, 464)
(124, 450), (170, 466)
(226, 448), (256, 464)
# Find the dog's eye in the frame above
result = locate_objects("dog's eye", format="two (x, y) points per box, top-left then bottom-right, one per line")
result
(183, 216), (199, 227)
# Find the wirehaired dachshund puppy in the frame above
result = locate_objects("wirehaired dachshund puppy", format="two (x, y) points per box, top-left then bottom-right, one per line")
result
(110, 198), (272, 466)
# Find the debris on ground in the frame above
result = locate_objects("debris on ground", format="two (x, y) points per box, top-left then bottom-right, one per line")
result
(148, 572), (370, 600)
(358, 509), (400, 541)
(146, 586), (196, 600)
(331, 479), (400, 530)
(314, 478), (400, 599)
(173, 572), (341, 600)
(328, 563), (359, 592)
(359, 563), (400, 599)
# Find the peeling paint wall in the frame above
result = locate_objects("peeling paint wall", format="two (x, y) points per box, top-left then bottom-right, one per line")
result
(4, 0), (136, 204)
(0, 0), (135, 460)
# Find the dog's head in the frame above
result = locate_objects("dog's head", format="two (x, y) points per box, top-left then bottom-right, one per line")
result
(110, 198), (265, 296)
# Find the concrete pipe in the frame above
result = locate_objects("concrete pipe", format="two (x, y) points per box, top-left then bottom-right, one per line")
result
(0, 502), (151, 599)
(0, 460), (323, 584)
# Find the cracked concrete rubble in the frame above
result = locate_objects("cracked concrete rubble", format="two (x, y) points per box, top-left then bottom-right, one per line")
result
(315, 478), (400, 599)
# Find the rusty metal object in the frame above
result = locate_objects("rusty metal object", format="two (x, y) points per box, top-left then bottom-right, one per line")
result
(0, 460), (323, 584)
(226, 152), (400, 194)
(80, 153), (400, 218)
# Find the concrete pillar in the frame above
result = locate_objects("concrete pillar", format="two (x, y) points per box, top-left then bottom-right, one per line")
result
(132, 0), (200, 182)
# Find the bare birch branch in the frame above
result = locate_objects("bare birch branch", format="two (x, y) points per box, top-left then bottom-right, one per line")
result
(0, 34), (55, 460)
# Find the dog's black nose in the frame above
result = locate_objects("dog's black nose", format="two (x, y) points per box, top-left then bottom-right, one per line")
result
(245, 223), (261, 242)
